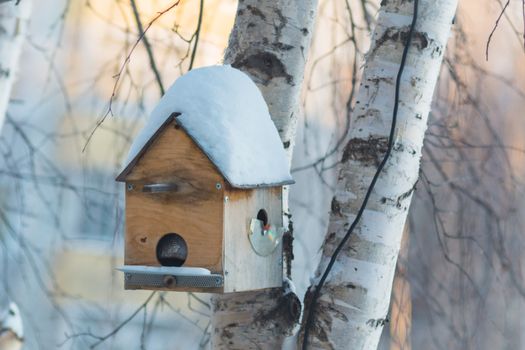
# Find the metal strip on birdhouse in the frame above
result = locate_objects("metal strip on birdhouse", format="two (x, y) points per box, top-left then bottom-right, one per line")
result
(142, 183), (179, 193)
(118, 266), (223, 289)
(248, 218), (285, 256)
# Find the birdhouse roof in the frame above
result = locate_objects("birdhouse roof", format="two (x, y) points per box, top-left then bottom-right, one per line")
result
(116, 65), (294, 188)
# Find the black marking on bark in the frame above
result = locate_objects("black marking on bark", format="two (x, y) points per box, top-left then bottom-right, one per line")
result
(246, 5), (266, 20)
(247, 22), (256, 28)
(300, 288), (336, 349)
(331, 197), (343, 216)
(432, 44), (443, 58)
(273, 8), (287, 41)
(379, 181), (417, 210)
(375, 27), (431, 52)
(394, 141), (416, 156)
(232, 51), (294, 85)
(341, 137), (389, 166)
(355, 108), (381, 121)
(222, 328), (234, 339)
(367, 76), (394, 85)
(236, 9), (244, 16)
(380, 0), (416, 10)
(272, 42), (294, 51)
(410, 76), (421, 87)
(381, 0), (413, 5)
(328, 303), (349, 323)
(283, 140), (291, 149)
(323, 282), (368, 306)
(325, 232), (337, 245)
(301, 27), (309, 36)
(0, 67), (10, 78)
(255, 288), (301, 334)
(366, 317), (389, 328)
(342, 241), (358, 255)
(397, 180), (417, 203)
(393, 142), (404, 152)
(283, 212), (294, 278)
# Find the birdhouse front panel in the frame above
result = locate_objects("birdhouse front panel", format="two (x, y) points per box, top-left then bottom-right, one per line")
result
(223, 186), (283, 293)
(123, 120), (225, 276)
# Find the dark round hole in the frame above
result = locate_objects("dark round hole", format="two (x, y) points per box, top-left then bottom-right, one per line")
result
(156, 233), (188, 267)
(257, 209), (268, 226)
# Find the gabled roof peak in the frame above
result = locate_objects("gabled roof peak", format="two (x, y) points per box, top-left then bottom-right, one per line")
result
(117, 65), (294, 188)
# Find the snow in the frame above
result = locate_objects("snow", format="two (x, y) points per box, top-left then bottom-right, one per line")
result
(2, 302), (23, 338)
(122, 65), (294, 188)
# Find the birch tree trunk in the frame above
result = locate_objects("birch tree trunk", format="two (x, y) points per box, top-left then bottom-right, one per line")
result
(211, 1), (318, 348)
(0, 0), (31, 130)
(0, 2), (31, 349)
(299, 0), (458, 348)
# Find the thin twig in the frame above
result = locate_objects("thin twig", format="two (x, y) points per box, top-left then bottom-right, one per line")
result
(82, 1), (180, 152)
(89, 292), (156, 348)
(188, 0), (204, 70)
(130, 0), (165, 96)
(485, 0), (510, 61)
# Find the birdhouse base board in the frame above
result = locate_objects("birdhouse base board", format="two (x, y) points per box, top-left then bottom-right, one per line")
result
(119, 265), (223, 291)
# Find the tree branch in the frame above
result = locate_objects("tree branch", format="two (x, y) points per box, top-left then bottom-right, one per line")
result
(188, 0), (204, 71)
(130, 0), (165, 96)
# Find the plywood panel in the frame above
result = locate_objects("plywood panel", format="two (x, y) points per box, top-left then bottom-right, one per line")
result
(124, 120), (222, 184)
(223, 186), (283, 292)
(124, 122), (224, 273)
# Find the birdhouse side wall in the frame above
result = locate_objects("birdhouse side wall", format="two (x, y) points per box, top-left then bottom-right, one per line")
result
(223, 186), (283, 292)
(123, 122), (225, 273)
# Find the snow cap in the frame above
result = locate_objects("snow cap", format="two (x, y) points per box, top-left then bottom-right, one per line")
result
(0, 302), (23, 339)
(118, 65), (294, 188)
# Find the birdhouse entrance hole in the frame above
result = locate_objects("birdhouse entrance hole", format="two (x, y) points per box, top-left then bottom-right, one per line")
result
(257, 209), (269, 227)
(156, 233), (188, 267)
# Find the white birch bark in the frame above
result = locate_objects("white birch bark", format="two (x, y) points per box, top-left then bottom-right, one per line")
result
(0, 3), (31, 349)
(299, 0), (458, 348)
(0, 0), (31, 130)
(211, 1), (318, 348)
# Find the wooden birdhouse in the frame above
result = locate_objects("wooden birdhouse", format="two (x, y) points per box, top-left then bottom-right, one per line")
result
(116, 65), (294, 293)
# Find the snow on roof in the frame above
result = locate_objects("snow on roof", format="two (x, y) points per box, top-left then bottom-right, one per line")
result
(118, 65), (294, 188)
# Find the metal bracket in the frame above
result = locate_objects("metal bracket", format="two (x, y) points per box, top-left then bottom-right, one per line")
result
(248, 219), (285, 256)
(142, 183), (178, 193)
(118, 266), (223, 289)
